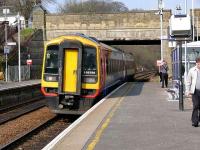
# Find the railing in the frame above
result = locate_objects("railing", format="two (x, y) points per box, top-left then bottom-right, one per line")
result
(8, 65), (30, 81)
(8, 29), (40, 63)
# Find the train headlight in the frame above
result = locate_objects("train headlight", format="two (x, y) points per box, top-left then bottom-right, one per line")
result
(44, 74), (58, 82)
(83, 76), (97, 83)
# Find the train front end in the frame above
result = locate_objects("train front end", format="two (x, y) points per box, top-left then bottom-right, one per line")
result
(41, 36), (101, 114)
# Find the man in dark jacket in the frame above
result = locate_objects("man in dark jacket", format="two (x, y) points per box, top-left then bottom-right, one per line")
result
(160, 60), (168, 88)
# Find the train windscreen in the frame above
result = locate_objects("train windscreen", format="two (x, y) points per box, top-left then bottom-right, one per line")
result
(82, 46), (97, 75)
(45, 45), (59, 74)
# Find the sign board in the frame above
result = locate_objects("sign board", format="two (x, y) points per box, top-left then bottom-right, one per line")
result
(3, 9), (10, 15)
(4, 46), (10, 54)
(26, 59), (32, 65)
(169, 15), (192, 38)
(7, 42), (16, 46)
(157, 60), (162, 66)
(168, 41), (177, 48)
(158, 0), (164, 9)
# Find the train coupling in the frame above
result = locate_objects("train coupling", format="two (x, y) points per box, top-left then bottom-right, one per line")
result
(60, 95), (75, 107)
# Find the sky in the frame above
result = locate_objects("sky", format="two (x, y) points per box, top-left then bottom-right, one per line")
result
(47, 0), (200, 13)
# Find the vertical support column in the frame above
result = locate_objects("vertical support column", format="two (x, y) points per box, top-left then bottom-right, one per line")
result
(18, 12), (21, 82)
(192, 0), (195, 41)
(178, 42), (184, 111)
(160, 9), (163, 61)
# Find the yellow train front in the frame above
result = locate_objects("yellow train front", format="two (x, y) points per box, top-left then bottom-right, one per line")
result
(41, 34), (136, 114)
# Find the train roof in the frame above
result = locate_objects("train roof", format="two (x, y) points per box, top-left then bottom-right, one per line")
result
(46, 33), (133, 55)
(46, 33), (100, 46)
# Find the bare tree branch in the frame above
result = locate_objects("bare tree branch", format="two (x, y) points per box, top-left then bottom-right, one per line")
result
(59, 0), (129, 13)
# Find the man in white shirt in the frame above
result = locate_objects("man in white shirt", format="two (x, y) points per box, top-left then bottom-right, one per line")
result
(186, 57), (200, 127)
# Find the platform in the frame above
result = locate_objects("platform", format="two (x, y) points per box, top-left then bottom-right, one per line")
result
(43, 82), (200, 150)
(0, 80), (40, 91)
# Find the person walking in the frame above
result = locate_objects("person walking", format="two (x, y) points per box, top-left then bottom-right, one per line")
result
(160, 60), (168, 88)
(186, 57), (200, 127)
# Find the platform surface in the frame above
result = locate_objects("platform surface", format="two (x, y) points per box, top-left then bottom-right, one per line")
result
(85, 82), (199, 150)
(0, 80), (40, 91)
(44, 82), (200, 150)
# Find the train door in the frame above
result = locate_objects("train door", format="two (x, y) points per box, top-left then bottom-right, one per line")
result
(63, 49), (79, 93)
(58, 40), (82, 95)
(100, 49), (106, 88)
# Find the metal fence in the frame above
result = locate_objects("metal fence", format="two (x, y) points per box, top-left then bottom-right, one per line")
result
(8, 65), (30, 81)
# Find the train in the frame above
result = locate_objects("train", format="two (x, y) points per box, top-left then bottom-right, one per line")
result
(41, 33), (136, 114)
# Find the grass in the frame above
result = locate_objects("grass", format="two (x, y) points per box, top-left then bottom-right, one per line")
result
(20, 28), (35, 41)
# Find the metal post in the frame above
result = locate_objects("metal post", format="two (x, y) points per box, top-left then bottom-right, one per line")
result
(197, 17), (199, 41)
(160, 9), (163, 60)
(4, 9), (8, 82)
(184, 0), (188, 79)
(28, 53), (31, 79)
(185, 0), (187, 14)
(17, 12), (21, 82)
(184, 41), (187, 79)
(192, 0), (195, 41)
(178, 42), (184, 111)
(158, 0), (164, 61)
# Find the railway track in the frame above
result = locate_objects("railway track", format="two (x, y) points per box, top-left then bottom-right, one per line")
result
(0, 112), (77, 150)
(0, 78), (151, 150)
(0, 98), (46, 125)
(0, 96), (44, 114)
(0, 82), (124, 149)
(135, 70), (157, 81)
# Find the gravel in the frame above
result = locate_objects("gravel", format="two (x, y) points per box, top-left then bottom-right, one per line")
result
(0, 107), (56, 146)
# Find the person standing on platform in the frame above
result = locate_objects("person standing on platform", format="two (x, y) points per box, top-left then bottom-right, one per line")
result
(186, 57), (200, 127)
(160, 60), (168, 88)
(159, 65), (162, 82)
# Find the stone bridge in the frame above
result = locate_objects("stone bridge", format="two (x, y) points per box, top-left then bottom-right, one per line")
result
(33, 8), (172, 41)
(32, 6), (200, 72)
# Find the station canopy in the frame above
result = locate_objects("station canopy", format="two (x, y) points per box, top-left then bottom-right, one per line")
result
(182, 41), (200, 47)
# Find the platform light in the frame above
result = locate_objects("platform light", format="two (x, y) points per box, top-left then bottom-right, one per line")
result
(157, 0), (164, 61)
(17, 12), (21, 82)
(3, 8), (10, 82)
(169, 11), (192, 111)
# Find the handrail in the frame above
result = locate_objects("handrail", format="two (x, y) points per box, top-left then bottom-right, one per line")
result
(8, 29), (40, 63)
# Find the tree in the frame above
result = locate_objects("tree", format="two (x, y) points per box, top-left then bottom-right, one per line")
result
(59, 0), (129, 13)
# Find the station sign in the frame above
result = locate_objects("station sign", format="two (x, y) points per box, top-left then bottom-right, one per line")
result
(26, 59), (32, 65)
(7, 42), (16, 46)
(4, 46), (10, 54)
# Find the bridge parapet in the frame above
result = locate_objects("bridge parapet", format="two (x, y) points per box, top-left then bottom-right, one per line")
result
(33, 10), (172, 41)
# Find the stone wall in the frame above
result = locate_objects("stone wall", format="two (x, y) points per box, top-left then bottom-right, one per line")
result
(42, 10), (171, 41)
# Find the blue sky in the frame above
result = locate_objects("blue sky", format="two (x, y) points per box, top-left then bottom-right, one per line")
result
(47, 0), (200, 13)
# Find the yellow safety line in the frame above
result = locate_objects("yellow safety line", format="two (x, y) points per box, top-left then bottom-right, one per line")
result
(86, 84), (134, 150)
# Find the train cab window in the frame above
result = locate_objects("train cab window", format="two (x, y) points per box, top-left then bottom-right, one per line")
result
(82, 45), (97, 75)
(45, 45), (59, 74)
(82, 45), (97, 83)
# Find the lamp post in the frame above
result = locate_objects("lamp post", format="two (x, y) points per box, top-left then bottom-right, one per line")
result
(185, 0), (187, 14)
(3, 8), (10, 82)
(184, 0), (188, 78)
(17, 12), (21, 82)
(192, 0), (195, 41)
(158, 0), (164, 61)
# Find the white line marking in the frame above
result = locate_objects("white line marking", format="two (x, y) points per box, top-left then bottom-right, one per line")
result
(167, 99), (179, 102)
(42, 83), (127, 150)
